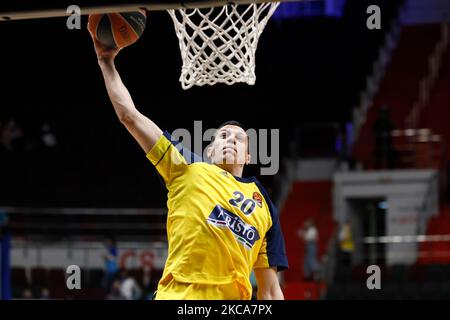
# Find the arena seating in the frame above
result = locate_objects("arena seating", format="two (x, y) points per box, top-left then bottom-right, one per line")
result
(325, 262), (450, 299)
(353, 24), (443, 169)
(420, 48), (450, 162)
(10, 266), (163, 299)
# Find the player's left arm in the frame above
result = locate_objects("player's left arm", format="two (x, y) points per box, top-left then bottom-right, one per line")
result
(254, 267), (284, 300)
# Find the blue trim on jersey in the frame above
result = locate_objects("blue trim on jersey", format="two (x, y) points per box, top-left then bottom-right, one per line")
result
(234, 176), (257, 184)
(163, 131), (204, 164)
(254, 180), (289, 272)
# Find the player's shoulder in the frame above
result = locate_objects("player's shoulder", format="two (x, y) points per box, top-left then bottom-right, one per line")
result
(252, 179), (279, 217)
(186, 161), (221, 178)
(189, 161), (213, 170)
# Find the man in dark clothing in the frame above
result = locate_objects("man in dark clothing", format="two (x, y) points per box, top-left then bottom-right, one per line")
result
(373, 105), (395, 169)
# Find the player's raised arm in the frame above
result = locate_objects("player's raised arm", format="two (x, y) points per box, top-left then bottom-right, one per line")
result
(88, 27), (162, 154)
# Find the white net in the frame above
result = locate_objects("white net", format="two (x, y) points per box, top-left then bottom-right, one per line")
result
(168, 2), (280, 89)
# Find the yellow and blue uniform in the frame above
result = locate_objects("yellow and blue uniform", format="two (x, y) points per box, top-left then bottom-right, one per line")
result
(147, 131), (288, 300)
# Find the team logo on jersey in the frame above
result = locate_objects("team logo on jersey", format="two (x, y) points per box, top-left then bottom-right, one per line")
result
(220, 171), (229, 177)
(253, 192), (263, 208)
(207, 205), (260, 249)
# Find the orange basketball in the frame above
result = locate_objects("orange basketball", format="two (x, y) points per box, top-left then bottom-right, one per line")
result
(88, 10), (146, 49)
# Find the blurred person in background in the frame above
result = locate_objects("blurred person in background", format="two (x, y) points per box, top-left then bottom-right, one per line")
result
(336, 126), (357, 172)
(298, 218), (321, 281)
(141, 266), (155, 300)
(102, 236), (119, 291)
(338, 219), (355, 267)
(39, 287), (51, 300)
(21, 288), (33, 299)
(1, 118), (25, 153)
(106, 279), (124, 300)
(118, 269), (142, 300)
(40, 123), (58, 150)
(373, 105), (395, 169)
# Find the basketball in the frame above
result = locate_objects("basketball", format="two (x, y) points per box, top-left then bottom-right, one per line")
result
(88, 10), (146, 49)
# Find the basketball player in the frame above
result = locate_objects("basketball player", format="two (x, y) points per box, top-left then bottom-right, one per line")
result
(88, 27), (288, 300)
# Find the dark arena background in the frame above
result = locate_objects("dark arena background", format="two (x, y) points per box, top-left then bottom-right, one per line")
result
(1, 0), (450, 301)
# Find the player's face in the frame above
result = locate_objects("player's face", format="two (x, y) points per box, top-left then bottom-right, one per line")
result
(209, 125), (250, 166)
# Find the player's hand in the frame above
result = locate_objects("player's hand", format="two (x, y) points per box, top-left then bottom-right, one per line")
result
(88, 23), (121, 62)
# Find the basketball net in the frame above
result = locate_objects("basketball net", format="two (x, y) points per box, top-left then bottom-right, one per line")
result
(168, 2), (280, 89)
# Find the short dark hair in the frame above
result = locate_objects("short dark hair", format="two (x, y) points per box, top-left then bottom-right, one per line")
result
(211, 120), (246, 142)
(105, 235), (116, 245)
(211, 120), (250, 155)
(217, 120), (246, 131)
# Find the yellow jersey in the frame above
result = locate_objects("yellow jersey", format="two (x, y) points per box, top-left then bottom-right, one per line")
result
(339, 225), (355, 252)
(146, 131), (288, 299)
